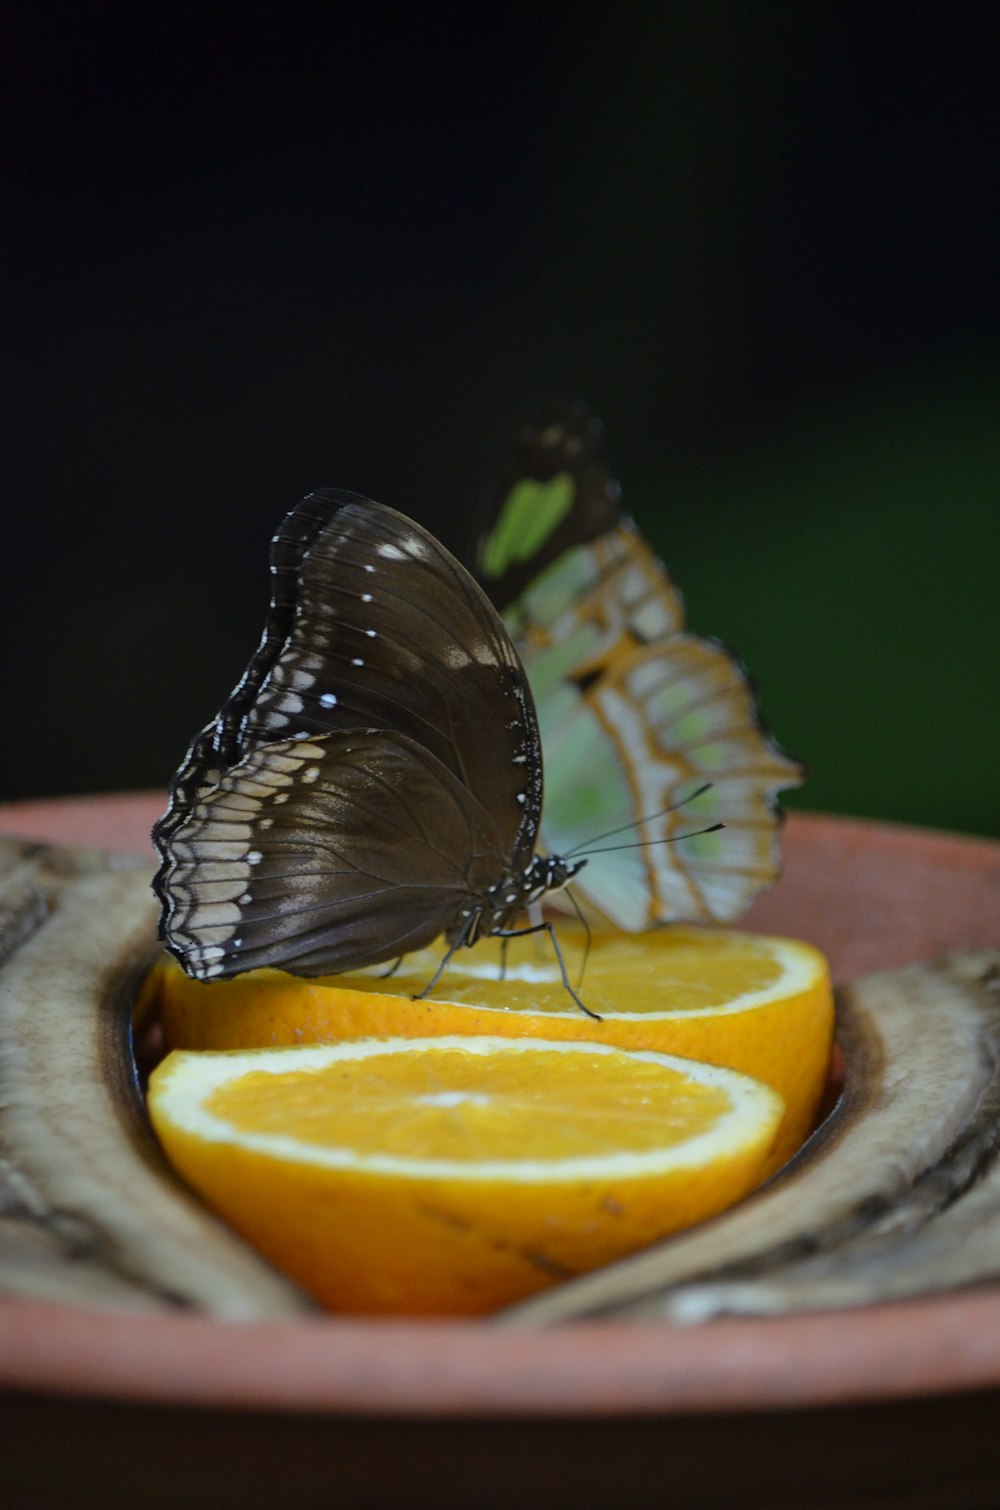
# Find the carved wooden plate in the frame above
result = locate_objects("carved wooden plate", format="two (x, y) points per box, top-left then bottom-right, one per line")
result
(2, 794), (999, 1510)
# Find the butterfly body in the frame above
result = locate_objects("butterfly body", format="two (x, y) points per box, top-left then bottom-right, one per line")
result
(154, 492), (581, 982)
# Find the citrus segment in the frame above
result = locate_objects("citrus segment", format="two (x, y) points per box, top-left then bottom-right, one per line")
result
(144, 925), (833, 1174)
(147, 1036), (784, 1316)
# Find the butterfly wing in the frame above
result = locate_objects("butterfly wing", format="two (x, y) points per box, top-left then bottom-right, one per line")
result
(157, 730), (513, 979)
(155, 493), (545, 976)
(475, 402), (803, 928)
(475, 400), (683, 638)
(216, 492), (540, 831)
(473, 400), (623, 608)
(539, 637), (802, 927)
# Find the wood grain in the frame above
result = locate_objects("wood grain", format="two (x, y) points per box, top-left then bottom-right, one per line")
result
(0, 834), (313, 1317)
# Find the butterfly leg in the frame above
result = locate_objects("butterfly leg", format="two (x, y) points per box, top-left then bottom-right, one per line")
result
(412, 911), (480, 1003)
(526, 901), (547, 964)
(564, 885), (592, 991)
(495, 920), (602, 1021)
(378, 957), (405, 980)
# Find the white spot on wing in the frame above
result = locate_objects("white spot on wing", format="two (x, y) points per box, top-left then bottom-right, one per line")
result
(189, 901), (242, 931)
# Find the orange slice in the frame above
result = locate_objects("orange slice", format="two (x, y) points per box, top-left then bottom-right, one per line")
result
(147, 1035), (784, 1315)
(144, 925), (833, 1175)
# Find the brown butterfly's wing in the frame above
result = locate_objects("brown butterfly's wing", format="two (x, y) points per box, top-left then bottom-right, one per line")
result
(157, 730), (512, 979)
(154, 493), (545, 978)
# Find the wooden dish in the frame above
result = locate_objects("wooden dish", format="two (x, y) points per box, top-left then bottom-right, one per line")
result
(1, 794), (999, 1510)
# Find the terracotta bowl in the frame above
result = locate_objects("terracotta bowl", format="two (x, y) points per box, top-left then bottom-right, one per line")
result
(2, 795), (999, 1510)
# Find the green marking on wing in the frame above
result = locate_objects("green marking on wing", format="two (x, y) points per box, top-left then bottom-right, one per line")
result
(479, 473), (575, 578)
(676, 825), (727, 862)
(520, 542), (597, 625)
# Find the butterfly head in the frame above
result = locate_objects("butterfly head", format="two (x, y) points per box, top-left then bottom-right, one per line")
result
(525, 853), (587, 906)
(446, 853), (586, 951)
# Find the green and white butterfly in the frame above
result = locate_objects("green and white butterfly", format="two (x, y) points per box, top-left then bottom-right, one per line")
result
(473, 401), (803, 931)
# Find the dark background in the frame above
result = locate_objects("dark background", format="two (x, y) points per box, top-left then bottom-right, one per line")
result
(3, 3), (997, 836)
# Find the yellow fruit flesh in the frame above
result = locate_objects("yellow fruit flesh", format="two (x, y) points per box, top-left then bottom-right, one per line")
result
(144, 925), (833, 1175)
(209, 1047), (733, 1160)
(148, 1037), (784, 1316)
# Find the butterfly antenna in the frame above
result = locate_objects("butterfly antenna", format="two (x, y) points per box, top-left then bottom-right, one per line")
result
(576, 821), (724, 858)
(565, 884), (592, 991)
(496, 918), (602, 1021)
(564, 783), (714, 857)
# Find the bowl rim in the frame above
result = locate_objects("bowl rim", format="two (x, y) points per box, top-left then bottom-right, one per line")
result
(4, 1286), (1000, 1416)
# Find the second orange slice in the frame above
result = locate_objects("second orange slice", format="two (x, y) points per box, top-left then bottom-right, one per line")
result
(148, 1035), (785, 1314)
